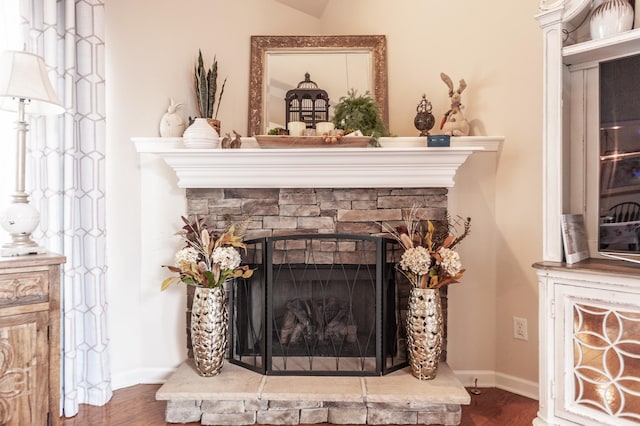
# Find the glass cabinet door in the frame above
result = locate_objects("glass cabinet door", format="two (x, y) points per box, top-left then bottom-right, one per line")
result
(555, 283), (640, 425)
(598, 54), (640, 258)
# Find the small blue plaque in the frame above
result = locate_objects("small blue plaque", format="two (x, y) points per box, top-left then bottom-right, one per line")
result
(427, 135), (451, 147)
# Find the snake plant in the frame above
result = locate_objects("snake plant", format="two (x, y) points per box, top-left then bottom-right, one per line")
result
(195, 49), (227, 119)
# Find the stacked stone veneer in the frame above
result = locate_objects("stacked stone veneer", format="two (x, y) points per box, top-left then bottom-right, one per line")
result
(186, 187), (448, 238)
(166, 398), (461, 425)
(185, 187), (449, 360)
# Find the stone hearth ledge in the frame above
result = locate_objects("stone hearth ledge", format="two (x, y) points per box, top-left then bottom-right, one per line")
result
(156, 360), (470, 425)
(132, 136), (502, 189)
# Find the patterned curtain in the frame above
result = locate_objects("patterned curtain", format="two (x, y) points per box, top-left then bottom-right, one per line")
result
(19, 0), (111, 416)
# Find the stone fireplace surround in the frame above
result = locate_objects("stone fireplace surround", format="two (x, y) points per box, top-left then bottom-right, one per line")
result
(134, 136), (502, 425)
(185, 187), (449, 365)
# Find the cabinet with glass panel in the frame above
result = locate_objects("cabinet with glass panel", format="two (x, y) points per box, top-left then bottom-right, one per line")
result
(536, 1), (640, 425)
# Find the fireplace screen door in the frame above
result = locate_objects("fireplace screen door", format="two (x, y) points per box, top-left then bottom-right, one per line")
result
(229, 234), (409, 376)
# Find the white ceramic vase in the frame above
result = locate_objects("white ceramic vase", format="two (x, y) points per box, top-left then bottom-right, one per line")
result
(590, 0), (634, 40)
(183, 118), (220, 148)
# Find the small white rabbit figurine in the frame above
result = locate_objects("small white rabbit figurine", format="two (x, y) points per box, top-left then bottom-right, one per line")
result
(440, 73), (470, 136)
(159, 98), (186, 137)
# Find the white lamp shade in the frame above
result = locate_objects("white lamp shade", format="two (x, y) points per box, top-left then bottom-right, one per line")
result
(0, 50), (64, 115)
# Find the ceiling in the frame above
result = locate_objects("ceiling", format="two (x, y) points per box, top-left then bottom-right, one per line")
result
(274, 0), (329, 18)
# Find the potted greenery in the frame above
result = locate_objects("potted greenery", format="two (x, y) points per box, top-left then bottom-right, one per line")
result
(194, 49), (227, 134)
(331, 89), (389, 146)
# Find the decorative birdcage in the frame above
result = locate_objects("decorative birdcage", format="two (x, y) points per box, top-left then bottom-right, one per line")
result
(285, 73), (330, 130)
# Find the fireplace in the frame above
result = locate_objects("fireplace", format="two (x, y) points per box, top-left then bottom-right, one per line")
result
(132, 139), (492, 424)
(229, 234), (409, 376)
(184, 187), (450, 372)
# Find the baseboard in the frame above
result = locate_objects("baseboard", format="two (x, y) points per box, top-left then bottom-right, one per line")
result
(494, 371), (539, 400)
(111, 367), (175, 390)
(453, 369), (539, 401)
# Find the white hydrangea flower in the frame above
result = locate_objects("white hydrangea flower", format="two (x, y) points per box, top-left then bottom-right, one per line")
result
(212, 246), (241, 271)
(400, 246), (431, 276)
(175, 247), (199, 268)
(438, 247), (462, 276)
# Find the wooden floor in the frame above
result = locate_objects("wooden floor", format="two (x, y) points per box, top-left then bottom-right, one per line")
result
(59, 384), (538, 426)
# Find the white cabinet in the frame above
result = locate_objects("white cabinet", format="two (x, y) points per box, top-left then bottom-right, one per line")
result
(534, 260), (640, 426)
(537, 1), (640, 261)
(536, 1), (640, 425)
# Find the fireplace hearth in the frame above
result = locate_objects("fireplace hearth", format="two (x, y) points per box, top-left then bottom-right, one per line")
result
(230, 234), (409, 376)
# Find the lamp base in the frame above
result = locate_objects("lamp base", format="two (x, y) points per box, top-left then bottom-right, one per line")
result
(1, 200), (44, 257)
(1, 244), (47, 257)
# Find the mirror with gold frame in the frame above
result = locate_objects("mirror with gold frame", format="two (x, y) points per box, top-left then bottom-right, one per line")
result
(248, 35), (388, 136)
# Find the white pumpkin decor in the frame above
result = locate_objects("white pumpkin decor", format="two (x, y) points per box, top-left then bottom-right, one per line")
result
(589, 0), (634, 40)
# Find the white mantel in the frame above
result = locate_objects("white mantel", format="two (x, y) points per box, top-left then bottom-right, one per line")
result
(132, 136), (502, 188)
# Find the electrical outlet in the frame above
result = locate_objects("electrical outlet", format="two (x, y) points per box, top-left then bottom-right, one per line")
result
(513, 317), (528, 341)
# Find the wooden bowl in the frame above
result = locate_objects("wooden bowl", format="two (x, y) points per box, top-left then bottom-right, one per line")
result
(255, 135), (370, 148)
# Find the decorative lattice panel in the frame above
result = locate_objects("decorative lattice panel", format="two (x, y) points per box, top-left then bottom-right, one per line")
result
(573, 303), (640, 423)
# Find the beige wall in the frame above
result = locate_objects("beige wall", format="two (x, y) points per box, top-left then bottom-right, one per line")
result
(105, 0), (543, 391)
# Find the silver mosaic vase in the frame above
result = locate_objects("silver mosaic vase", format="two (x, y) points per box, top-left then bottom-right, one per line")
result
(191, 285), (228, 377)
(406, 287), (443, 380)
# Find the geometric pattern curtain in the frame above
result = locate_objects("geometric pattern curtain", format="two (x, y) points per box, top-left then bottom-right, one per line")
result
(19, 0), (111, 416)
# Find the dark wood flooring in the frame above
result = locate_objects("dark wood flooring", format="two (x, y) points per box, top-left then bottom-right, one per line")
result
(59, 384), (538, 426)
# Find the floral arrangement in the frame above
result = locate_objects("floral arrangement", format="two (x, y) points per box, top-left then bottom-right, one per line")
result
(383, 208), (471, 289)
(161, 215), (254, 290)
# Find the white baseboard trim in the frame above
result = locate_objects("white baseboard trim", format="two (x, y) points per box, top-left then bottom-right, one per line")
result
(453, 369), (539, 401)
(111, 367), (175, 390)
(494, 371), (539, 400)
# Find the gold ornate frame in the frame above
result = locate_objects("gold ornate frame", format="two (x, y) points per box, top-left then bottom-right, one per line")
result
(248, 35), (388, 136)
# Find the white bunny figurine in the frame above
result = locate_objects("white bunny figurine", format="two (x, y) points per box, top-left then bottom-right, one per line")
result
(159, 98), (186, 137)
(440, 73), (470, 136)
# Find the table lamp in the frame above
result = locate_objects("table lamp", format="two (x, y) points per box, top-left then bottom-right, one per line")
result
(0, 50), (64, 256)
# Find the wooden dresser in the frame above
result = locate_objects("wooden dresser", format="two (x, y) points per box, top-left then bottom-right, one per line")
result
(0, 253), (65, 425)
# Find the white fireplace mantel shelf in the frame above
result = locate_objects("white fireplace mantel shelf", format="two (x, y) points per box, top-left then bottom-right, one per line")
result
(132, 136), (502, 189)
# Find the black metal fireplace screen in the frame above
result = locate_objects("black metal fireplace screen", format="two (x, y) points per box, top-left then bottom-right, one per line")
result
(229, 234), (409, 376)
